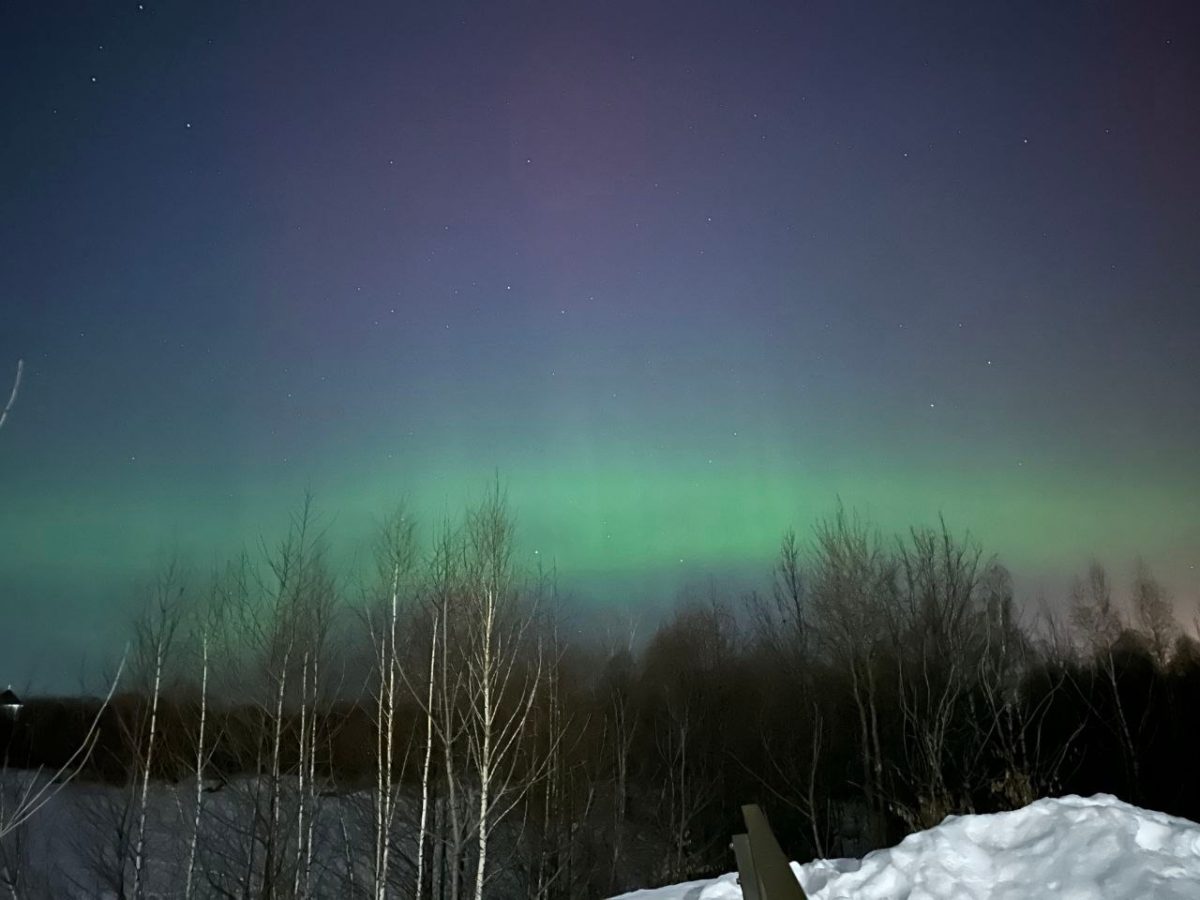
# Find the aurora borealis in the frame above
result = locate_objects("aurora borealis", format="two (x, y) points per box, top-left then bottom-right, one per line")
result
(2, 2), (1198, 685)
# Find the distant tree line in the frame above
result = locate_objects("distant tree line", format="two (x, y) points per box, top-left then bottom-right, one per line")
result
(2, 493), (1198, 898)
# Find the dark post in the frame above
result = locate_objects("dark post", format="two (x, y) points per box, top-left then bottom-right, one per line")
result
(731, 833), (762, 900)
(739, 804), (808, 900)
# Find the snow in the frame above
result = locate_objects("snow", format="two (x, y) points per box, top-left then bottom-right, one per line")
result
(0, 773), (397, 897)
(611, 795), (1200, 900)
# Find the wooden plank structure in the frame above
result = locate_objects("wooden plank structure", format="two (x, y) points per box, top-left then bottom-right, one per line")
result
(731, 804), (808, 900)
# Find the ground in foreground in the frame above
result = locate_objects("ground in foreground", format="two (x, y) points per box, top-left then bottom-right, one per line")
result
(612, 795), (1200, 900)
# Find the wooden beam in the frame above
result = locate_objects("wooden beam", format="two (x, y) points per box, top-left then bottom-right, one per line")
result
(742, 804), (808, 900)
(731, 833), (761, 900)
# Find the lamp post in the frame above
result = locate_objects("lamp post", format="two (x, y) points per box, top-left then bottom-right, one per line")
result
(0, 686), (22, 719)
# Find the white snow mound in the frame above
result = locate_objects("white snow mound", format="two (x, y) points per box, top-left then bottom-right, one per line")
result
(612, 794), (1200, 900)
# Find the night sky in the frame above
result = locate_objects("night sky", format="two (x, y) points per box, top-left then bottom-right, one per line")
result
(2, 2), (1198, 685)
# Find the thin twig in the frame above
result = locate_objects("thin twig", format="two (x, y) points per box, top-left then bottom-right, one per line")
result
(0, 360), (22, 433)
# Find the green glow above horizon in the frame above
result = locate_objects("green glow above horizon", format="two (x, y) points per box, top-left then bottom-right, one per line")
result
(5, 439), (1195, 595)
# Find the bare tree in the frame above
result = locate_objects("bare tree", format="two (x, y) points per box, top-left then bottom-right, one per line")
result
(807, 505), (894, 843)
(1131, 559), (1178, 670)
(415, 606), (438, 900)
(1070, 562), (1141, 801)
(975, 592), (1082, 810)
(0, 803), (25, 900)
(520, 577), (589, 900)
(361, 506), (419, 900)
(461, 485), (543, 900)
(641, 599), (735, 883)
(425, 520), (469, 900)
(887, 521), (988, 829)
(0, 658), (126, 842)
(183, 626), (210, 900)
(1, 356), (135, 896)
(392, 486), (548, 899)
(130, 563), (185, 899)
(198, 498), (338, 899)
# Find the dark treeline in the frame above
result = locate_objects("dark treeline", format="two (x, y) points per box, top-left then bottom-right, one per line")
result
(2, 494), (1198, 899)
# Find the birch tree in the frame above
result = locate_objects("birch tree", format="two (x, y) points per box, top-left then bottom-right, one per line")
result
(363, 506), (419, 900)
(183, 626), (210, 900)
(206, 498), (336, 899)
(130, 563), (184, 899)
(460, 485), (545, 900)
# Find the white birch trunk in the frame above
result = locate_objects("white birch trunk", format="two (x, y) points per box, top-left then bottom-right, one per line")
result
(303, 650), (319, 898)
(184, 631), (209, 900)
(415, 609), (439, 898)
(473, 589), (495, 900)
(132, 642), (165, 900)
(293, 651), (310, 899)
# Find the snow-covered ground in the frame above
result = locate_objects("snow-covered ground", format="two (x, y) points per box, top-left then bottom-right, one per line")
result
(0, 772), (400, 897)
(612, 795), (1200, 900)
(2, 771), (534, 897)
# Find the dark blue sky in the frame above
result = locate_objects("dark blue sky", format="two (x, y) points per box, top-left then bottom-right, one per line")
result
(2, 1), (1199, 687)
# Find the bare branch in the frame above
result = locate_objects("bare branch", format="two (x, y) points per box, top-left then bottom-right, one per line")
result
(0, 360), (22, 433)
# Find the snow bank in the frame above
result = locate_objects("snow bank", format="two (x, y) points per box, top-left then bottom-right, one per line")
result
(612, 795), (1200, 900)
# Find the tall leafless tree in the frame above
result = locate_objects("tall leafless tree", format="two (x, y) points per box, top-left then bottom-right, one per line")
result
(807, 505), (894, 844)
(460, 484), (544, 900)
(1070, 562), (1141, 801)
